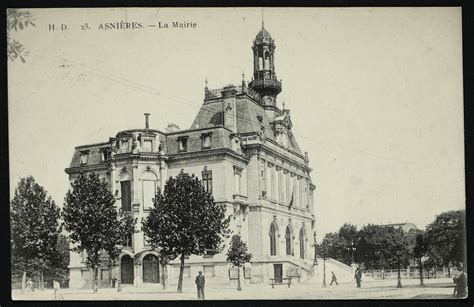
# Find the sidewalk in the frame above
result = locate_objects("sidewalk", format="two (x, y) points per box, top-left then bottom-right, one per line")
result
(12, 278), (461, 300)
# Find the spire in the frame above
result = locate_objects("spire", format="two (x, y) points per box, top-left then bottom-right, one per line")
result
(205, 76), (208, 89)
(262, 8), (264, 29)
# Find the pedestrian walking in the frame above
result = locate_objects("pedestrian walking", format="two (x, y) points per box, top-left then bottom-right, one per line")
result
(330, 271), (339, 286)
(195, 271), (205, 300)
(52, 280), (64, 300)
(453, 267), (467, 298)
(354, 267), (362, 288)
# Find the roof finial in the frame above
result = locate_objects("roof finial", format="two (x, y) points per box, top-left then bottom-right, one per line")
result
(144, 113), (150, 129)
(282, 100), (285, 110)
(205, 76), (208, 88)
(262, 8), (265, 29)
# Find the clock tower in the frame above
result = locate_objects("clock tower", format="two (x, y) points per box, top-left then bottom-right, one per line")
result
(249, 23), (282, 121)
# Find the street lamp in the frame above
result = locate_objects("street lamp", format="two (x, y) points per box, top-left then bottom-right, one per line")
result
(312, 231), (318, 265)
(396, 250), (403, 288)
(321, 243), (329, 288)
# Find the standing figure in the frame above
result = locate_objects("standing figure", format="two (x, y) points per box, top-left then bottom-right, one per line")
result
(453, 267), (467, 298)
(26, 278), (34, 292)
(52, 280), (64, 300)
(195, 271), (205, 300)
(355, 267), (362, 288)
(330, 271), (339, 286)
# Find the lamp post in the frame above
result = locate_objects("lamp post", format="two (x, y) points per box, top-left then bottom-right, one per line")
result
(396, 250), (402, 288)
(321, 243), (329, 288)
(312, 231), (318, 265)
(322, 257), (327, 287)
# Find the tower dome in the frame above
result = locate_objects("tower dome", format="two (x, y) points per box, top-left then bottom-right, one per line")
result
(249, 23), (282, 120)
(255, 26), (273, 44)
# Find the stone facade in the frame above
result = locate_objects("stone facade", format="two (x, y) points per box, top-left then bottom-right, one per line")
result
(65, 24), (317, 289)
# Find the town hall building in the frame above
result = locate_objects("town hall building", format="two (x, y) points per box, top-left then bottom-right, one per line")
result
(65, 24), (317, 288)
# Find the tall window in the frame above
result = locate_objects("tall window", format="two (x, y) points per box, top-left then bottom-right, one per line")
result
(286, 174), (291, 204)
(270, 223), (277, 256)
(278, 170), (284, 203)
(142, 180), (156, 210)
(121, 181), (131, 212)
(202, 170), (212, 195)
(266, 165), (272, 199)
(299, 229), (305, 259)
(260, 160), (267, 198)
(271, 167), (276, 201)
(286, 226), (292, 255)
(234, 166), (242, 195)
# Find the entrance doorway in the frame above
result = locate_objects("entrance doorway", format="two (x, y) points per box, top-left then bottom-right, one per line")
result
(273, 264), (283, 283)
(143, 254), (160, 283)
(120, 255), (134, 284)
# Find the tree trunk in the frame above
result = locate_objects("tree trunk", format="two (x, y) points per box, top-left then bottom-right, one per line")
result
(448, 266), (451, 278)
(177, 253), (185, 293)
(91, 267), (95, 292)
(419, 258), (424, 286)
(95, 266), (99, 292)
(21, 271), (26, 293)
(237, 266), (242, 291)
(40, 271), (44, 291)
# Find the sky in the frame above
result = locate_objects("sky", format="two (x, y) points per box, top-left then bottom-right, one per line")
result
(8, 7), (464, 238)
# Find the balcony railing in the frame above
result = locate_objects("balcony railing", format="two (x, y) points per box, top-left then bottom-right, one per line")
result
(249, 78), (282, 89)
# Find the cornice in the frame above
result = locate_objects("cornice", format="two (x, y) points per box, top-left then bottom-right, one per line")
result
(168, 148), (249, 163)
(245, 142), (313, 173)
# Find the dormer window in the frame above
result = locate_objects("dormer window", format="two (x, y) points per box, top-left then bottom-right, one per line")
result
(80, 150), (89, 165)
(178, 136), (189, 152)
(142, 140), (152, 152)
(201, 132), (212, 149)
(121, 140), (129, 153)
(100, 148), (110, 161)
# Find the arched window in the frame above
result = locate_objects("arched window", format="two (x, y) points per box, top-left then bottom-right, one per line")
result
(286, 226), (293, 255)
(299, 228), (305, 259)
(258, 56), (264, 70)
(264, 51), (270, 70)
(270, 223), (277, 256)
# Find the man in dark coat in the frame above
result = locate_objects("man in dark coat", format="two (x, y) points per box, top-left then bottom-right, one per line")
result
(453, 267), (467, 298)
(330, 271), (339, 286)
(195, 271), (205, 299)
(354, 268), (362, 288)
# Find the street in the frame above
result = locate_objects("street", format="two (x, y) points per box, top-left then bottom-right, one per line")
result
(12, 277), (461, 300)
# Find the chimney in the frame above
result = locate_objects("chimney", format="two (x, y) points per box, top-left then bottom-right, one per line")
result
(144, 113), (150, 129)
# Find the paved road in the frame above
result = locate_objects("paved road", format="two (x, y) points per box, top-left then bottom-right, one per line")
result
(12, 278), (462, 300)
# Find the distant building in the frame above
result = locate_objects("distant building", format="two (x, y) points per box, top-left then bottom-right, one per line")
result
(65, 24), (317, 289)
(381, 222), (418, 233)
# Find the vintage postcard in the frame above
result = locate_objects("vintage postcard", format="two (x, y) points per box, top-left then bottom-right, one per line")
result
(7, 7), (466, 300)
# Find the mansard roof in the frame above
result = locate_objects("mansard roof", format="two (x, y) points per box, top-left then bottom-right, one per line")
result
(191, 87), (303, 155)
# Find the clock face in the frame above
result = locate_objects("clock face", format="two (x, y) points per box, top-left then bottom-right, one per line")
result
(265, 97), (273, 105)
